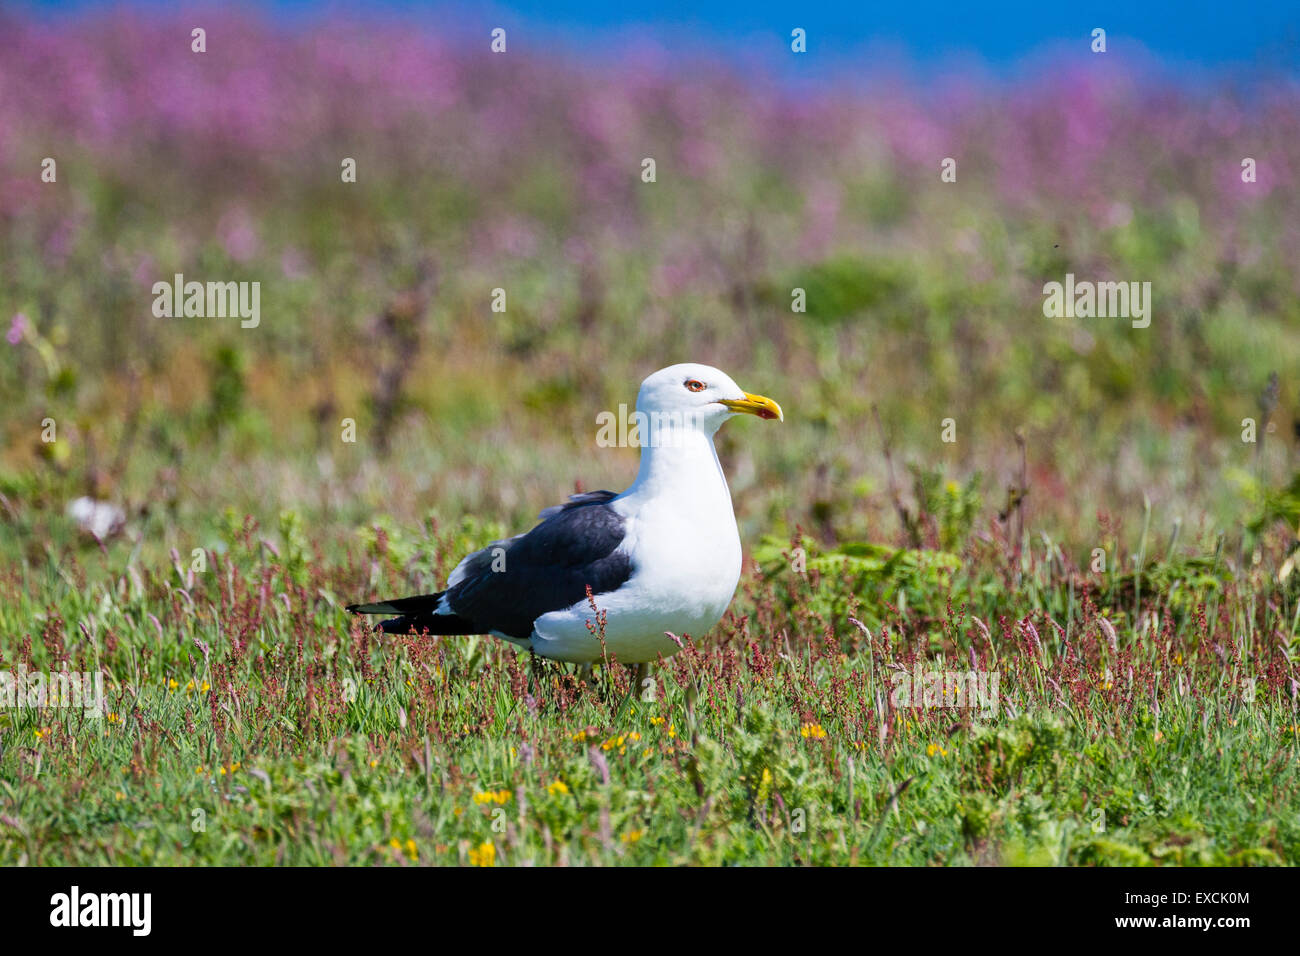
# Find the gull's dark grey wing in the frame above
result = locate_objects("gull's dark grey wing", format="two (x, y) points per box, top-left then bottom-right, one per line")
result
(536, 490), (620, 521)
(347, 491), (632, 639)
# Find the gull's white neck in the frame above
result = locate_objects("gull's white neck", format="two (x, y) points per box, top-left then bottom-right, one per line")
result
(618, 426), (734, 518)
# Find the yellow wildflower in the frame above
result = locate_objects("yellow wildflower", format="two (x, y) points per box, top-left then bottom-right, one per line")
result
(467, 841), (496, 867)
(756, 767), (773, 805)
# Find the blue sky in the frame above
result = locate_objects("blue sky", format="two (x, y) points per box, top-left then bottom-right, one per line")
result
(496, 1), (1299, 68)
(21, 1), (1300, 80)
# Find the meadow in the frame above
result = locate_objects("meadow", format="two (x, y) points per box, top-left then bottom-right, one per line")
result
(1, 9), (1299, 865)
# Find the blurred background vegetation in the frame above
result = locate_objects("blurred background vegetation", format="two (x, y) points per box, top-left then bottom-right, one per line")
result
(2, 8), (1298, 576)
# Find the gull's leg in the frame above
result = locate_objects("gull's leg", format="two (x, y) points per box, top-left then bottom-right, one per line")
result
(615, 662), (650, 711)
(529, 652), (544, 698)
(577, 662), (593, 686)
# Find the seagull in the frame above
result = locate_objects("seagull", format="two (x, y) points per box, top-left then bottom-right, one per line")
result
(347, 363), (782, 667)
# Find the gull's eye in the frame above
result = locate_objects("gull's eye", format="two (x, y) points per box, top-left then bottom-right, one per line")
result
(684, 379), (706, 392)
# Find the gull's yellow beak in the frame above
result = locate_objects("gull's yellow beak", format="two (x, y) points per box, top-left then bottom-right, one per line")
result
(719, 391), (784, 421)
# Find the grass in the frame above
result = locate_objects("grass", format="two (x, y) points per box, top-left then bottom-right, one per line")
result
(2, 512), (1298, 866)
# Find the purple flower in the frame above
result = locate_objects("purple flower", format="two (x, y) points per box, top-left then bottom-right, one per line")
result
(218, 207), (260, 263)
(6, 313), (28, 346)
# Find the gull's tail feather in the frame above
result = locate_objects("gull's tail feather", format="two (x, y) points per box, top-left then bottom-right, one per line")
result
(347, 593), (443, 616)
(347, 600), (403, 615)
(346, 592), (480, 636)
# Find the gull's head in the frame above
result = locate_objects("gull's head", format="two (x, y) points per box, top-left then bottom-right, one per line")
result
(635, 363), (783, 437)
